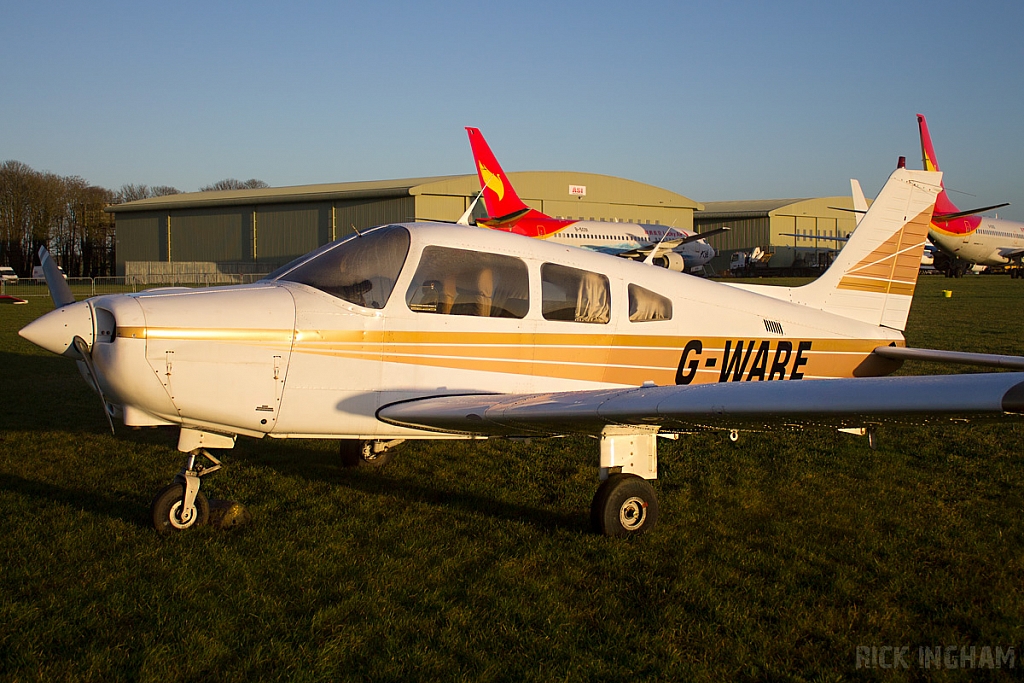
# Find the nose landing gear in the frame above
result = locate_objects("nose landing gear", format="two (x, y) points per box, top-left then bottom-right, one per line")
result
(151, 448), (222, 533)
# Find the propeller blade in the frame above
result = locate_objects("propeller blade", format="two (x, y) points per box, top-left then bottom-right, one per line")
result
(39, 246), (74, 307)
(72, 335), (115, 435)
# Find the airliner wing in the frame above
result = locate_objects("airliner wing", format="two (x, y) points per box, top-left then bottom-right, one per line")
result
(638, 226), (731, 253)
(378, 372), (1024, 437)
(616, 227), (732, 262)
(933, 203), (1010, 221)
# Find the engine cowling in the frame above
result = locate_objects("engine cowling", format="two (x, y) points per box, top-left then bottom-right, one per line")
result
(652, 251), (687, 272)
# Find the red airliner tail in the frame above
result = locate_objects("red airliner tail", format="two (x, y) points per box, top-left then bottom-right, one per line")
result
(917, 114), (960, 217)
(465, 128), (535, 220)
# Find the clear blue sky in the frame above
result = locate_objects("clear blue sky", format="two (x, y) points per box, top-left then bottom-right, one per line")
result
(3, 0), (1023, 219)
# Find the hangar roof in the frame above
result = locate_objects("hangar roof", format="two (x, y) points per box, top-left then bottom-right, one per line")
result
(105, 176), (465, 213)
(107, 172), (702, 213)
(697, 197), (855, 220)
(696, 199), (809, 219)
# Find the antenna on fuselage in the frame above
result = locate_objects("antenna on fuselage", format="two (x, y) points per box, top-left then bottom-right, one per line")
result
(457, 190), (484, 226)
(351, 224), (362, 237)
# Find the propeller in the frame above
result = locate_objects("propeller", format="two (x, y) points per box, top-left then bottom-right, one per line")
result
(72, 335), (116, 435)
(26, 247), (115, 434)
(39, 246), (74, 307)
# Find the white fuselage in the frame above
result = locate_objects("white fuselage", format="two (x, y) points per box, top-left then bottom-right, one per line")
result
(23, 223), (904, 443)
(543, 221), (715, 271)
(929, 216), (1024, 266)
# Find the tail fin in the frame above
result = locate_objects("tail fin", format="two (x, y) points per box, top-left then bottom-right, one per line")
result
(851, 179), (868, 224)
(465, 128), (534, 221)
(791, 167), (942, 331)
(917, 114), (960, 216)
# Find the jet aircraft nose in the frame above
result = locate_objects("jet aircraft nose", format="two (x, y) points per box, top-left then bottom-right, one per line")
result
(19, 301), (94, 357)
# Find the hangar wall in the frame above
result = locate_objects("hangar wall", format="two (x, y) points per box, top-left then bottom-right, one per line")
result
(109, 174), (701, 277)
(696, 196), (860, 272)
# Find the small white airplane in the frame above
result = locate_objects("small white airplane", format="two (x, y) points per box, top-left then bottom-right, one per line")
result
(465, 128), (727, 273)
(19, 166), (1024, 536)
(918, 114), (1024, 277)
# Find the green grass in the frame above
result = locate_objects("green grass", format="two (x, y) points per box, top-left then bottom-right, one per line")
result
(2, 276), (1023, 682)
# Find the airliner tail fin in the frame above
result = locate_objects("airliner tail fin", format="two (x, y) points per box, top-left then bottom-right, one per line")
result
(465, 128), (532, 220)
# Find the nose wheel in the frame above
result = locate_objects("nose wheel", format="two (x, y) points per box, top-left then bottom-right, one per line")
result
(151, 483), (210, 532)
(151, 448), (222, 533)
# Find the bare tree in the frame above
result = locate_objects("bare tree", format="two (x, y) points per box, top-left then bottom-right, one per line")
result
(114, 183), (152, 204)
(0, 161), (37, 274)
(0, 161), (117, 276)
(200, 178), (269, 192)
(112, 183), (182, 204)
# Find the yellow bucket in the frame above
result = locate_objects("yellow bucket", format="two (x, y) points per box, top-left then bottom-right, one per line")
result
(941, 290), (952, 298)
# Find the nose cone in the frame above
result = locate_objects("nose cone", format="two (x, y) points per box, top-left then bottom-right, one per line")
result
(19, 301), (94, 356)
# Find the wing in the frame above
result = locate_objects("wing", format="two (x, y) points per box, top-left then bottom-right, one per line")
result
(933, 203), (1010, 221)
(598, 227), (733, 261)
(378, 372), (1024, 437)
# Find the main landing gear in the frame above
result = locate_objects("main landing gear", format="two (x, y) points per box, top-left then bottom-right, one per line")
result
(150, 448), (222, 533)
(590, 427), (661, 537)
(591, 474), (659, 537)
(339, 439), (404, 468)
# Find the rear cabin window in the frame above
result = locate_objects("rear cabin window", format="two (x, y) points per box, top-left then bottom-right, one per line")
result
(274, 225), (410, 309)
(406, 247), (529, 318)
(541, 263), (610, 324)
(628, 284), (673, 322)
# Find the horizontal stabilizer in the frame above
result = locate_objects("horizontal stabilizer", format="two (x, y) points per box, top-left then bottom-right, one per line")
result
(873, 346), (1024, 370)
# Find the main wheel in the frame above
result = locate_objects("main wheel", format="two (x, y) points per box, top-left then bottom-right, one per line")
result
(339, 440), (396, 468)
(590, 474), (659, 537)
(151, 483), (210, 533)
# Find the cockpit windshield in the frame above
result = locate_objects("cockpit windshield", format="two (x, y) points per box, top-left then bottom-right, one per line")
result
(272, 225), (410, 309)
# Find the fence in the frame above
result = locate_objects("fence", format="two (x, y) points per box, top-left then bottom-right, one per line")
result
(1, 274), (270, 298)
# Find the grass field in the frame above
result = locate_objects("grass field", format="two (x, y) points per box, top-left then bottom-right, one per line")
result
(1, 276), (1023, 681)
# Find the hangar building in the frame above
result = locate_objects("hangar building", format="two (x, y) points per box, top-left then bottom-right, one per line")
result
(107, 173), (704, 280)
(695, 196), (861, 273)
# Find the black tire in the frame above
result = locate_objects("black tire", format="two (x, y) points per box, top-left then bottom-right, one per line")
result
(339, 440), (396, 468)
(150, 483), (210, 533)
(590, 473), (659, 537)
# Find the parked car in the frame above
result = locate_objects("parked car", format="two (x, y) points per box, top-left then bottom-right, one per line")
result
(0, 266), (18, 283)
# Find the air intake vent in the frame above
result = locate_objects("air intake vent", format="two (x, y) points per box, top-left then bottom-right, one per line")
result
(764, 319), (784, 335)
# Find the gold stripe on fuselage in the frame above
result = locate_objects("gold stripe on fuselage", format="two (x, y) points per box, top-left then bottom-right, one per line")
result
(115, 326), (902, 386)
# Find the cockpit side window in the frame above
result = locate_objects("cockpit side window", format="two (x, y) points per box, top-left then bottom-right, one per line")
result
(541, 263), (610, 324)
(275, 225), (410, 309)
(406, 246), (529, 318)
(628, 283), (673, 322)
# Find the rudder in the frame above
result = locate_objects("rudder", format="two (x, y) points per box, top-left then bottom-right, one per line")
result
(791, 167), (942, 331)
